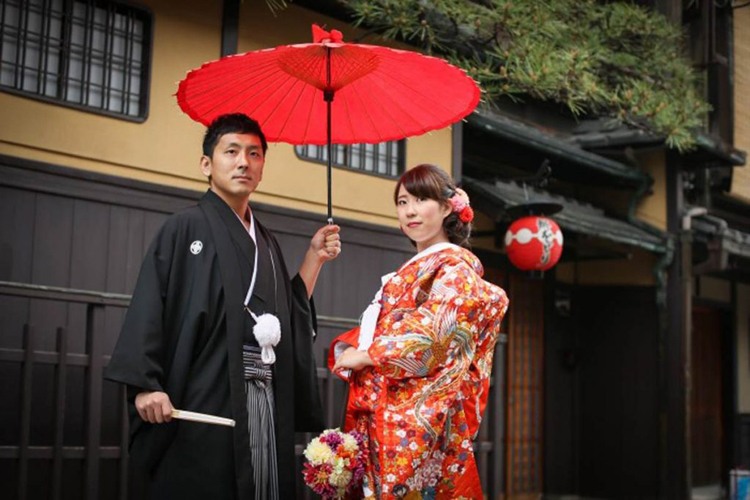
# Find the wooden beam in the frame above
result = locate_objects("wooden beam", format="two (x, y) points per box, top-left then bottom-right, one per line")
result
(221, 0), (240, 57)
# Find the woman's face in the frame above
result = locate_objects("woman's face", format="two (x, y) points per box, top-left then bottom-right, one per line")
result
(396, 185), (452, 252)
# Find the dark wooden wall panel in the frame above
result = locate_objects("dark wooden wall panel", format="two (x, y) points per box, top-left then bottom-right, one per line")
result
(32, 195), (75, 288)
(70, 199), (111, 291)
(0, 363), (22, 442)
(30, 364), (56, 445)
(544, 284), (578, 495)
(0, 186), (33, 357)
(0, 187), (35, 283)
(739, 414), (750, 467)
(143, 211), (167, 254)
(100, 378), (125, 446)
(124, 210), (147, 294)
(575, 286), (659, 499)
(0, 296), (30, 349)
(105, 206), (132, 293)
(62, 459), (85, 499)
(103, 206), (135, 358)
(691, 306), (725, 486)
(65, 366), (87, 445)
(29, 194), (74, 357)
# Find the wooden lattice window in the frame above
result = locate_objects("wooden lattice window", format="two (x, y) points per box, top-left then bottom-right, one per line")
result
(295, 141), (405, 178)
(683, 0), (733, 143)
(0, 0), (152, 120)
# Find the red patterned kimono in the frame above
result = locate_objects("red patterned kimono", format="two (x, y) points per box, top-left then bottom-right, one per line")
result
(330, 244), (509, 499)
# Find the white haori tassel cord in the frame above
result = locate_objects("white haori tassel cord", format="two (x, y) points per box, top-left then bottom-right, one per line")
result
(240, 209), (281, 365)
(247, 310), (281, 364)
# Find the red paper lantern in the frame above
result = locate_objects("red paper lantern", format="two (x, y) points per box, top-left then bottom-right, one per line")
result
(504, 216), (564, 271)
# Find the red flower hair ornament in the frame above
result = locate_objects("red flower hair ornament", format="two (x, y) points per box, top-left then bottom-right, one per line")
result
(450, 188), (474, 223)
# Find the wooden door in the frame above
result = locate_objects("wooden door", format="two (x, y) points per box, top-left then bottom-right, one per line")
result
(691, 306), (725, 486)
(505, 274), (545, 498)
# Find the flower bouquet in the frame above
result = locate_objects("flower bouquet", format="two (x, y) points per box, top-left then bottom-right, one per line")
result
(302, 428), (366, 499)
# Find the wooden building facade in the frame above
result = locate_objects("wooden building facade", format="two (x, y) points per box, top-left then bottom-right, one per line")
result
(2, 1), (750, 499)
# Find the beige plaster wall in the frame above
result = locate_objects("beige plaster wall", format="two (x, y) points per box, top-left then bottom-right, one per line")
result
(0, 1), (454, 227)
(0, 0), (217, 189)
(733, 9), (750, 203)
(696, 276), (732, 303)
(555, 248), (657, 286)
(634, 149), (668, 231)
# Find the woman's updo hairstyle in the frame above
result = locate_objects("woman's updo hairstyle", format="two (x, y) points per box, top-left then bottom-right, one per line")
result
(393, 164), (471, 248)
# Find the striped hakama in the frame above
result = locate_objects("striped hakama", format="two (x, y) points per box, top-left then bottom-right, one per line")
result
(243, 345), (279, 500)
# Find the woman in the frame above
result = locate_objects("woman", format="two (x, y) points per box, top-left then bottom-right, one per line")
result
(330, 164), (509, 499)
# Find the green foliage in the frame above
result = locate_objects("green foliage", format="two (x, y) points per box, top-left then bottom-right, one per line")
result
(341, 0), (711, 151)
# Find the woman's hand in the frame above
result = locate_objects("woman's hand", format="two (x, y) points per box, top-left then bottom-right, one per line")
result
(333, 347), (374, 372)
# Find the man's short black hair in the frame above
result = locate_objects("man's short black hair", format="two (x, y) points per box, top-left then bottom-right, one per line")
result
(202, 113), (268, 157)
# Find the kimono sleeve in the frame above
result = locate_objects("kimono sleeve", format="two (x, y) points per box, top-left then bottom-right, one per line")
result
(463, 285), (509, 437)
(327, 327), (360, 381)
(104, 220), (176, 393)
(368, 261), (481, 380)
(260, 225), (325, 432)
(290, 273), (325, 432)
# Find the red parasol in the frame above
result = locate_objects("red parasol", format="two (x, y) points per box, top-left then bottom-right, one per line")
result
(176, 25), (481, 221)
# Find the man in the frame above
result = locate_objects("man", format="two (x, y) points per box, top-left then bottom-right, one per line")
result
(105, 113), (340, 499)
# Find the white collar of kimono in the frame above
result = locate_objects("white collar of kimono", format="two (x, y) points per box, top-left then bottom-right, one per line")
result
(235, 207), (281, 365)
(234, 208), (259, 305)
(356, 241), (458, 352)
(401, 241), (458, 271)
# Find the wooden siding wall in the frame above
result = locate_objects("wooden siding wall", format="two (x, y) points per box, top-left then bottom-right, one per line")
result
(0, 154), (415, 349)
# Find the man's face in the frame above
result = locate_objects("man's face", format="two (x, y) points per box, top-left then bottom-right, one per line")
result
(200, 133), (265, 206)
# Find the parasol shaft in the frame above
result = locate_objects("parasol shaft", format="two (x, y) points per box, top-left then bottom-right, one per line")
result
(325, 46), (334, 224)
(326, 95), (333, 224)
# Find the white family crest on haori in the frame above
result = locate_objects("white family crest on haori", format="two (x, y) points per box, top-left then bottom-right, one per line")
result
(190, 240), (203, 255)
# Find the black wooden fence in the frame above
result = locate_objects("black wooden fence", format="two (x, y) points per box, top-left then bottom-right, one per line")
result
(0, 280), (507, 499)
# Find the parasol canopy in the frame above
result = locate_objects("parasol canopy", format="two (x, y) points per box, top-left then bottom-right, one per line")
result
(177, 25), (481, 220)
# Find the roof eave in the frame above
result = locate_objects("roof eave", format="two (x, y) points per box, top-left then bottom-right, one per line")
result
(466, 110), (649, 187)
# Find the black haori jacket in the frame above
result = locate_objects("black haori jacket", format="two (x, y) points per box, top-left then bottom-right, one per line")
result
(105, 190), (324, 499)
